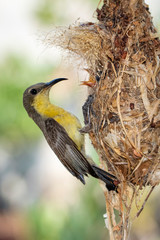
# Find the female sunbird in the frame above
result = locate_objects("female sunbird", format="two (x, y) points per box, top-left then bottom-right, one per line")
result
(23, 78), (118, 191)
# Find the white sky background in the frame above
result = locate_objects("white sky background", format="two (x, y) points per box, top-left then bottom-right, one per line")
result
(0, 0), (95, 65)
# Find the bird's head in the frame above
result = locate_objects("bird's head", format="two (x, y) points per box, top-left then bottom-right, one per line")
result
(23, 78), (68, 116)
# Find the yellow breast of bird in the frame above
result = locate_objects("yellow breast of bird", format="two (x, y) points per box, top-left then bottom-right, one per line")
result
(54, 114), (84, 151)
(33, 93), (84, 151)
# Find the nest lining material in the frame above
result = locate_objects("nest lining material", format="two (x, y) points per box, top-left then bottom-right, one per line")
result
(46, 23), (113, 74)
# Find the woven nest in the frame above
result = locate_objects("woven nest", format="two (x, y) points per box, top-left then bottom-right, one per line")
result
(46, 0), (160, 238)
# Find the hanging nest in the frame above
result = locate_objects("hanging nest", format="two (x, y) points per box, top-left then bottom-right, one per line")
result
(46, 0), (160, 239)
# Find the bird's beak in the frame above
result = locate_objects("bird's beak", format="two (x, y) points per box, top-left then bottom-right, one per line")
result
(44, 78), (68, 89)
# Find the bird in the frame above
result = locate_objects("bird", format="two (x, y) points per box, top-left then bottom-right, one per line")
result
(23, 78), (119, 191)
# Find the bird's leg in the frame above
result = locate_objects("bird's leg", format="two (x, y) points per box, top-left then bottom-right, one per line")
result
(80, 94), (94, 133)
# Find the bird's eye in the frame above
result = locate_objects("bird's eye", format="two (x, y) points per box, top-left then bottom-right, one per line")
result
(30, 89), (37, 95)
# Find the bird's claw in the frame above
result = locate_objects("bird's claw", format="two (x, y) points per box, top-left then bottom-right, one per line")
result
(79, 123), (93, 133)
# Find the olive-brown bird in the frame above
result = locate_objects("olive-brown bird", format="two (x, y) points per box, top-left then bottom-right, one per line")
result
(23, 78), (118, 191)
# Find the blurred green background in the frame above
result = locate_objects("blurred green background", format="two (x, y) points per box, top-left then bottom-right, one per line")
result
(0, 0), (160, 239)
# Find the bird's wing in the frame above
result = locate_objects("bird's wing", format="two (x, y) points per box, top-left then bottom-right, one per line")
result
(44, 118), (96, 184)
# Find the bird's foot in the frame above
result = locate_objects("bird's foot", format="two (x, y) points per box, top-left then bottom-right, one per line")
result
(79, 123), (92, 133)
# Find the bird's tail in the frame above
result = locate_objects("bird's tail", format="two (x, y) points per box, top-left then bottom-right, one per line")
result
(92, 165), (119, 191)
